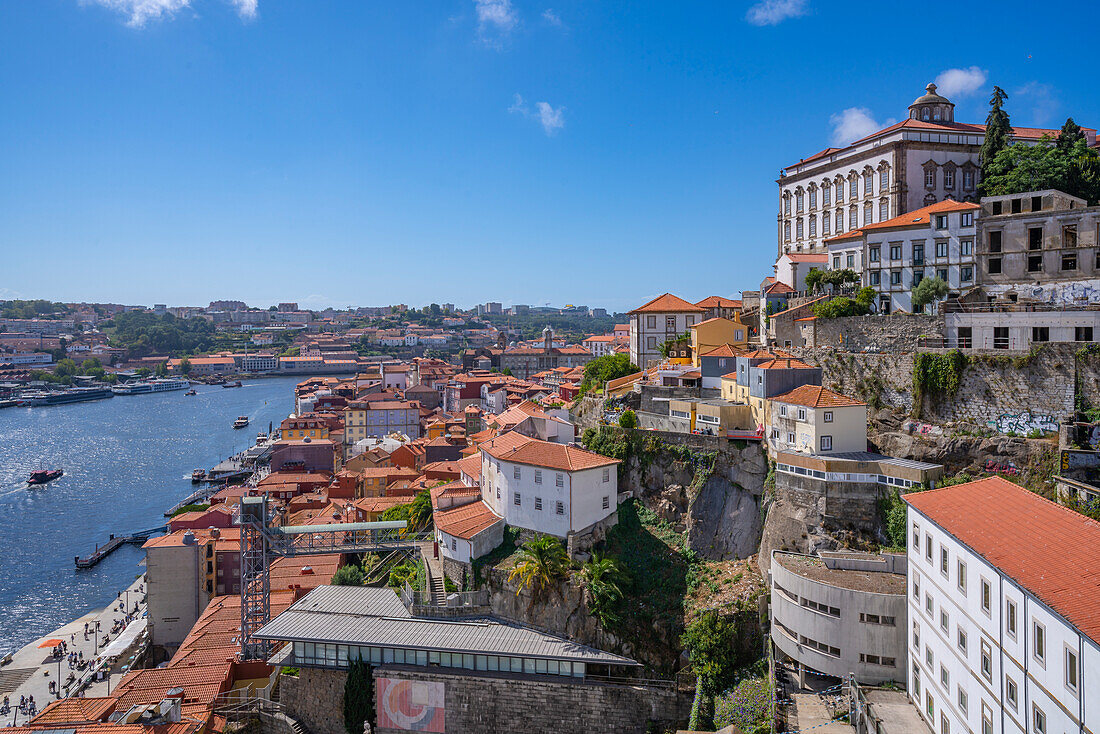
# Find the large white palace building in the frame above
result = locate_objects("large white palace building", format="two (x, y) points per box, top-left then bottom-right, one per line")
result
(776, 83), (1094, 259)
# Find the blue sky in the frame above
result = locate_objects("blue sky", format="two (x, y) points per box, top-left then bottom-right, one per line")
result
(2, 0), (1096, 313)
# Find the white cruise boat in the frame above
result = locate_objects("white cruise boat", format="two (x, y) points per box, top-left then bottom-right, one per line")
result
(112, 378), (191, 395)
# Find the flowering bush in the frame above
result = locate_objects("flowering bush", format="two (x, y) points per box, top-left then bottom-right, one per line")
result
(714, 677), (772, 734)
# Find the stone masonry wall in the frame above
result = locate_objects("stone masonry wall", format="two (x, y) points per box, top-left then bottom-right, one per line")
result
(371, 665), (690, 734)
(793, 343), (1094, 429)
(811, 313), (945, 352)
(279, 668), (345, 734)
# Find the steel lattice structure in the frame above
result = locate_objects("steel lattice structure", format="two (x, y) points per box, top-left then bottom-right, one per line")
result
(236, 495), (426, 660)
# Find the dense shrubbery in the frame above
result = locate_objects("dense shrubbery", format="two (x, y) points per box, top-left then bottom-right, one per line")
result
(379, 489), (432, 531)
(105, 312), (216, 357)
(713, 677), (773, 734)
(578, 354), (638, 396)
(813, 287), (876, 319)
(0, 300), (72, 320)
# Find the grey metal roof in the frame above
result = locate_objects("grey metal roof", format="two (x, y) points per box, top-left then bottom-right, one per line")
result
(826, 451), (941, 471)
(255, 585), (637, 666)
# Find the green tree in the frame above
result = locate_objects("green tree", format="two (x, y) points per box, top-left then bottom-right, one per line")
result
(578, 353), (639, 395)
(579, 551), (627, 626)
(681, 610), (738, 696)
(1058, 117), (1086, 152)
(911, 276), (950, 313)
(331, 564), (365, 586)
(379, 489), (433, 533)
(343, 655), (374, 734)
(54, 358), (78, 377)
(501, 367), (513, 376)
(979, 86), (1011, 194)
(618, 409), (638, 430)
(179, 357), (191, 375)
(135, 367), (152, 378)
(804, 267), (824, 294)
(813, 287), (876, 319)
(507, 535), (569, 596)
(80, 357), (102, 373)
(154, 360), (169, 377)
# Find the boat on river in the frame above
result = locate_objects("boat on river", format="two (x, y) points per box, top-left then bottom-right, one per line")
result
(222, 380), (243, 389)
(233, 416), (250, 429)
(28, 469), (63, 485)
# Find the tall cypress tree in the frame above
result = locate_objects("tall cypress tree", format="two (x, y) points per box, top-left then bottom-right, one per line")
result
(1057, 117), (1086, 152)
(343, 656), (375, 734)
(979, 86), (1012, 194)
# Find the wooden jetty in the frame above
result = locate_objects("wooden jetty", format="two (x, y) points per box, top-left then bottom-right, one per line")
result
(75, 526), (166, 568)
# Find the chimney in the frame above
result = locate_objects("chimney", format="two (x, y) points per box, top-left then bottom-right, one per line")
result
(159, 687), (184, 723)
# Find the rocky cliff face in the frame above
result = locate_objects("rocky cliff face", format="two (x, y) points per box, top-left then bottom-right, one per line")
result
(623, 439), (769, 561)
(485, 566), (676, 670)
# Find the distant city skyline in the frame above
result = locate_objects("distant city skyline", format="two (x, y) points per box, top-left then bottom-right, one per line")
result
(2, 1), (1096, 311)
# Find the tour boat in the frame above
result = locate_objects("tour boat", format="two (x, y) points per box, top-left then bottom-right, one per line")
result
(28, 469), (63, 485)
(222, 381), (243, 389)
(191, 469), (207, 483)
(233, 416), (250, 429)
(185, 388), (197, 396)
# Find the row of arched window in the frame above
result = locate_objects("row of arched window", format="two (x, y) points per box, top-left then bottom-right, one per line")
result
(783, 200), (892, 243)
(783, 163), (891, 216)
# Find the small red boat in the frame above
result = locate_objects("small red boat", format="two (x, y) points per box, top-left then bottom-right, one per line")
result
(28, 469), (63, 485)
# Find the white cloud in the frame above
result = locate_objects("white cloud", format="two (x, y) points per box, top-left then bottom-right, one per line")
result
(84, 0), (257, 26)
(542, 8), (562, 26)
(829, 107), (894, 146)
(475, 0), (517, 38)
(535, 102), (565, 135)
(85, 0), (191, 27)
(509, 94), (565, 136)
(934, 66), (987, 98)
(1015, 82), (1059, 125)
(745, 0), (807, 26)
(230, 0), (257, 20)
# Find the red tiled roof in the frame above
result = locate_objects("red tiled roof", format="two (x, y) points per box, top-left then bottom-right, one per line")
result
(695, 296), (742, 309)
(904, 477), (1100, 644)
(781, 253), (828, 263)
(756, 358), (815, 370)
(434, 500), (502, 540)
(481, 433), (618, 472)
(457, 453), (482, 479)
(772, 384), (865, 408)
(628, 293), (706, 314)
(827, 200), (982, 244)
(763, 281), (794, 296)
(701, 344), (743, 358)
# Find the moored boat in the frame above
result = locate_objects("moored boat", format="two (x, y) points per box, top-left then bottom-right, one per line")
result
(191, 468), (207, 483)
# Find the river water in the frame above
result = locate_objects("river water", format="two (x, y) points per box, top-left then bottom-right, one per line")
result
(0, 376), (301, 656)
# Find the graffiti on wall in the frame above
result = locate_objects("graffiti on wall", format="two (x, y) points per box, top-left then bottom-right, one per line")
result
(986, 279), (1100, 306)
(377, 678), (445, 732)
(987, 411), (1057, 435)
(983, 460), (1021, 477)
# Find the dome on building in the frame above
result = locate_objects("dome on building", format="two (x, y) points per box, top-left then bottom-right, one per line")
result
(908, 83), (954, 123)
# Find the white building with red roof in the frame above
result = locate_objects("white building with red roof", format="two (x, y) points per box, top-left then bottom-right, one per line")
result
(904, 476), (1100, 734)
(628, 293), (706, 368)
(777, 82), (1095, 259)
(826, 199), (980, 313)
(480, 432), (619, 539)
(768, 385), (867, 455)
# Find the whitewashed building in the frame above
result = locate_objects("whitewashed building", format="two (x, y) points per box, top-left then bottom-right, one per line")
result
(904, 477), (1100, 734)
(479, 432), (619, 539)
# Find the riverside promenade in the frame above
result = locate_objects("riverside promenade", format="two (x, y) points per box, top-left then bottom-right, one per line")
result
(0, 575), (147, 727)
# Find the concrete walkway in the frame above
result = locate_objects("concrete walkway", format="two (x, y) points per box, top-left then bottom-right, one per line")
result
(788, 693), (855, 734)
(0, 575), (148, 727)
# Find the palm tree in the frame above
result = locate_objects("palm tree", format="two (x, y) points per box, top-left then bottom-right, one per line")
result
(407, 489), (433, 531)
(507, 535), (569, 596)
(579, 551), (626, 626)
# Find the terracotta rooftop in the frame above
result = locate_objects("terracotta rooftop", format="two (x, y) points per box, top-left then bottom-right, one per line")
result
(628, 293), (705, 314)
(825, 199), (982, 242)
(481, 432), (618, 472)
(755, 358), (815, 370)
(434, 500), (502, 540)
(772, 384), (865, 408)
(701, 344), (744, 358)
(695, 295), (742, 309)
(781, 253), (828, 263)
(905, 476), (1100, 645)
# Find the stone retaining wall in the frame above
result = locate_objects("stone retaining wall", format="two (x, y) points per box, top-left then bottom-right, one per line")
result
(371, 665), (689, 734)
(811, 313), (945, 352)
(279, 669), (344, 734)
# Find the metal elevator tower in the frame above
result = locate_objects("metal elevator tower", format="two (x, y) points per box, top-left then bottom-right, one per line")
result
(236, 495), (426, 661)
